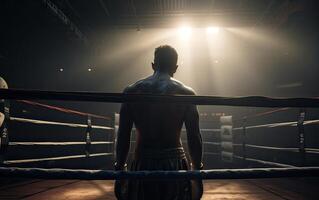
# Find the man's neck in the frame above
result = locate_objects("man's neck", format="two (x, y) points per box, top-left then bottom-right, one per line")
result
(153, 71), (173, 78)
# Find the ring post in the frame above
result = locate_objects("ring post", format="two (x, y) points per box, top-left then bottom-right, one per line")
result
(114, 113), (120, 161)
(85, 115), (92, 158)
(220, 116), (233, 163)
(1, 78), (10, 164)
(297, 108), (306, 166)
(242, 117), (247, 166)
(0, 100), (10, 157)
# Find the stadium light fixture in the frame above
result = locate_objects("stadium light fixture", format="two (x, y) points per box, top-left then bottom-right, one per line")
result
(206, 26), (220, 34)
(178, 26), (192, 39)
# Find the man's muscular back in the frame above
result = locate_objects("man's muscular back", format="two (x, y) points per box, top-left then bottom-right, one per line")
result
(115, 45), (202, 172)
(124, 72), (195, 152)
(114, 45), (203, 200)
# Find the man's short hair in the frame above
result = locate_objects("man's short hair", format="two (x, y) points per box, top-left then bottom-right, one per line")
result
(154, 45), (178, 72)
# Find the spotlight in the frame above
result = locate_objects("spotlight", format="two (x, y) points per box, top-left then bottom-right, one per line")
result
(178, 26), (192, 39)
(206, 26), (220, 34)
(88, 68), (92, 72)
(214, 60), (219, 64)
(59, 68), (63, 72)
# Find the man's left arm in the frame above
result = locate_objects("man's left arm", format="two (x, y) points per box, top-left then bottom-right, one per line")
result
(115, 103), (133, 170)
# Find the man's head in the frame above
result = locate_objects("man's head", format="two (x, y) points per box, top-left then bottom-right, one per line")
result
(152, 45), (178, 76)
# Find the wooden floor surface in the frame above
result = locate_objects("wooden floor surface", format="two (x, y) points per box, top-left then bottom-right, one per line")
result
(0, 177), (318, 200)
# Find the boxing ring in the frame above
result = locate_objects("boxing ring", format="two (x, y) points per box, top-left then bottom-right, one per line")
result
(1, 89), (319, 199)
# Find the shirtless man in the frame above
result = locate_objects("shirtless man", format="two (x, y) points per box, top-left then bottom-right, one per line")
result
(114, 45), (203, 200)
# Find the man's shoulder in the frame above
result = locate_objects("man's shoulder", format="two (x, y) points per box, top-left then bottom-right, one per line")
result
(123, 78), (149, 94)
(170, 78), (196, 95)
(123, 76), (196, 95)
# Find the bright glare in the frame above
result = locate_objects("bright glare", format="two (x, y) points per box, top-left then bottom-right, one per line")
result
(178, 26), (192, 39)
(206, 26), (220, 34)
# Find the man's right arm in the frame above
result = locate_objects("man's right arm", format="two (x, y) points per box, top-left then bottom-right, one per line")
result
(115, 87), (134, 170)
(185, 104), (203, 170)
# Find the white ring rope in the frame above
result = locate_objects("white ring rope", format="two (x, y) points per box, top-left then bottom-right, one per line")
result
(9, 116), (319, 134)
(305, 151), (319, 154)
(9, 141), (114, 146)
(129, 119), (319, 134)
(182, 128), (220, 132)
(3, 151), (219, 165)
(244, 144), (299, 152)
(203, 142), (220, 145)
(198, 128), (220, 132)
(234, 155), (296, 168)
(305, 148), (319, 152)
(233, 119), (319, 132)
(232, 144), (319, 154)
(218, 142), (319, 156)
(304, 119), (319, 125)
(245, 145), (319, 154)
(10, 117), (114, 130)
(130, 141), (220, 146)
(133, 128), (222, 133)
(3, 153), (113, 164)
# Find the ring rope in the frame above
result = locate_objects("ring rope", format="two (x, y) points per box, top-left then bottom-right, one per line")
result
(9, 141), (114, 146)
(190, 128), (220, 132)
(305, 151), (319, 154)
(305, 148), (319, 152)
(243, 144), (319, 154)
(2, 151), (219, 165)
(3, 152), (113, 164)
(130, 141), (220, 146)
(10, 117), (114, 130)
(303, 119), (319, 125)
(234, 96), (318, 121)
(132, 128), (221, 133)
(234, 155), (296, 168)
(240, 144), (299, 152)
(234, 108), (290, 122)
(175, 118), (319, 133)
(1, 167), (318, 180)
(18, 100), (111, 120)
(135, 118), (319, 135)
(213, 143), (319, 154)
(1, 89), (319, 107)
(232, 119), (319, 131)
(203, 142), (220, 146)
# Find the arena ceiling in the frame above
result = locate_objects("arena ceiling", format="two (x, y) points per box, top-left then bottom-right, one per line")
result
(0, 0), (313, 47)
(54, 0), (305, 28)
(2, 1), (310, 40)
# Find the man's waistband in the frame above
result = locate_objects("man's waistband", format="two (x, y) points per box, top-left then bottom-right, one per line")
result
(134, 147), (186, 160)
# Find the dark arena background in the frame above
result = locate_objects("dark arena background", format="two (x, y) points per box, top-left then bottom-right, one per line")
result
(1, 0), (319, 199)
